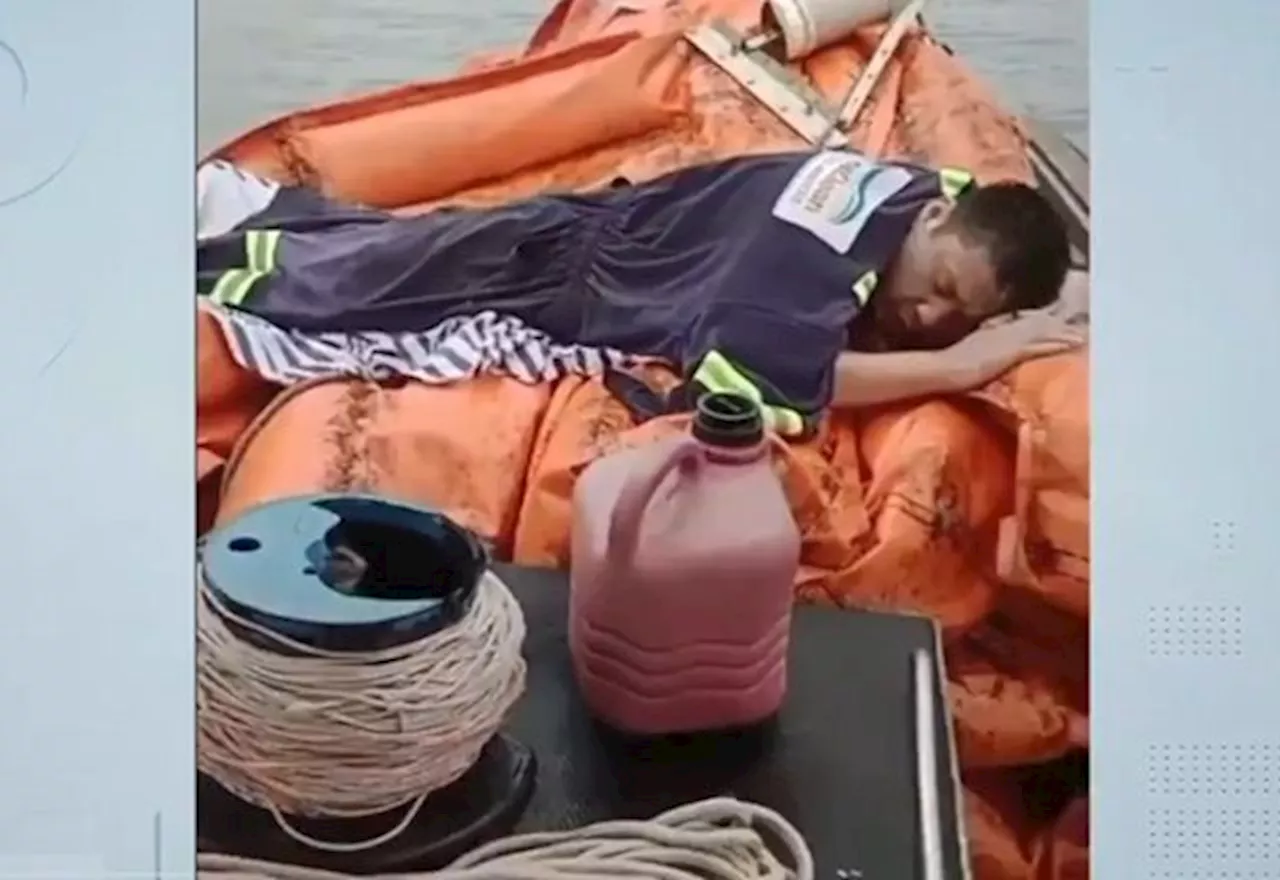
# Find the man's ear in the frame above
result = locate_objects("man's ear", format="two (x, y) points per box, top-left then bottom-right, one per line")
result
(918, 197), (954, 232)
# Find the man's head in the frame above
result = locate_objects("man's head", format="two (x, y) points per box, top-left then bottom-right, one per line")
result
(870, 180), (1071, 350)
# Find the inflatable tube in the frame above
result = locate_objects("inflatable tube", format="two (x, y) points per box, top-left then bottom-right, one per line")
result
(216, 376), (551, 557)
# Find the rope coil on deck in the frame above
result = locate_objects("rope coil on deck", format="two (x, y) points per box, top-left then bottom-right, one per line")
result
(197, 568), (528, 852)
(198, 796), (815, 880)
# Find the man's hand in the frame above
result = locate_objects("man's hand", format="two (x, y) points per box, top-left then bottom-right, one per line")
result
(831, 286), (1088, 410)
(945, 307), (1086, 389)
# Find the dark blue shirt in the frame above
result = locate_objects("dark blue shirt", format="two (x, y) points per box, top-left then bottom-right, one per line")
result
(197, 150), (968, 435)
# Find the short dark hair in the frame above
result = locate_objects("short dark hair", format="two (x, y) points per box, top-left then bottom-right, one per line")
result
(947, 180), (1071, 312)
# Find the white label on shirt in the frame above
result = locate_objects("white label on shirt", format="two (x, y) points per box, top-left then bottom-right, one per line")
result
(770, 151), (914, 254)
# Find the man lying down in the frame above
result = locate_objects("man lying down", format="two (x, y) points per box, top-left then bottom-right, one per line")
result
(197, 149), (1086, 437)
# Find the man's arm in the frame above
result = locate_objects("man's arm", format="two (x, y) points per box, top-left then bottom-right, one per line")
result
(832, 349), (973, 409)
(833, 297), (1088, 410)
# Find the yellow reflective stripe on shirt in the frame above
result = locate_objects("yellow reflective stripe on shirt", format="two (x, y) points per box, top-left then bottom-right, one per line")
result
(693, 350), (806, 437)
(852, 270), (878, 306)
(939, 167), (974, 200)
(208, 268), (261, 306)
(207, 229), (283, 307)
(247, 228), (282, 273)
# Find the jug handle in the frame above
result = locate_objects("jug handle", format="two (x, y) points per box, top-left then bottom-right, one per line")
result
(607, 438), (702, 565)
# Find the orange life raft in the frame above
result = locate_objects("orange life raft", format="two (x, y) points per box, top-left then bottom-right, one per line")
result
(198, 1), (1089, 876)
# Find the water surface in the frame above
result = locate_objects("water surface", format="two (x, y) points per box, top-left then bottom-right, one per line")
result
(198, 0), (1086, 152)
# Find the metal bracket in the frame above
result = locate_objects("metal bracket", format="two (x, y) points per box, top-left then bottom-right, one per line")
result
(684, 1), (927, 150)
(816, 0), (928, 147)
(683, 21), (841, 145)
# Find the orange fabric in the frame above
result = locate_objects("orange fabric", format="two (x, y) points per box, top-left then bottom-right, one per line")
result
(197, 446), (225, 537)
(197, 303), (277, 531)
(964, 775), (1038, 880)
(198, 1), (1088, 876)
(216, 377), (551, 557)
(197, 303), (278, 463)
(962, 763), (1090, 880)
(511, 367), (873, 578)
(1034, 796), (1089, 880)
(805, 402), (1010, 632)
(198, 446), (223, 482)
(291, 33), (688, 208)
(978, 354), (1090, 618)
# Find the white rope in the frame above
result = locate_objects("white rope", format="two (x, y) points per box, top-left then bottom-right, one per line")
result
(198, 569), (527, 852)
(197, 797), (815, 880)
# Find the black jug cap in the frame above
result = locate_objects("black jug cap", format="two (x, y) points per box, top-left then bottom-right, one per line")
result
(201, 493), (489, 653)
(692, 391), (765, 448)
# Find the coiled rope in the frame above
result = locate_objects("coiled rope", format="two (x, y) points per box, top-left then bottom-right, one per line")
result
(197, 569), (527, 852)
(198, 797), (815, 880)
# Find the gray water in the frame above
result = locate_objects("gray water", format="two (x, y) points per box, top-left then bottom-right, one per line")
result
(198, 0), (1086, 155)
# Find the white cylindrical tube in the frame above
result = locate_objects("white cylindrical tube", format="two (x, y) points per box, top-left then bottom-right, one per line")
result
(765, 0), (908, 60)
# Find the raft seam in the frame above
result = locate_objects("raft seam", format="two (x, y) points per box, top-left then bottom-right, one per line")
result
(324, 381), (379, 492)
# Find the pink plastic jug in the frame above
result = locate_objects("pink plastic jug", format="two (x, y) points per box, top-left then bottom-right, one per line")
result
(568, 391), (801, 734)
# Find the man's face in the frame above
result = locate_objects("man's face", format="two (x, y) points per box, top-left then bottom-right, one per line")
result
(872, 200), (1005, 351)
